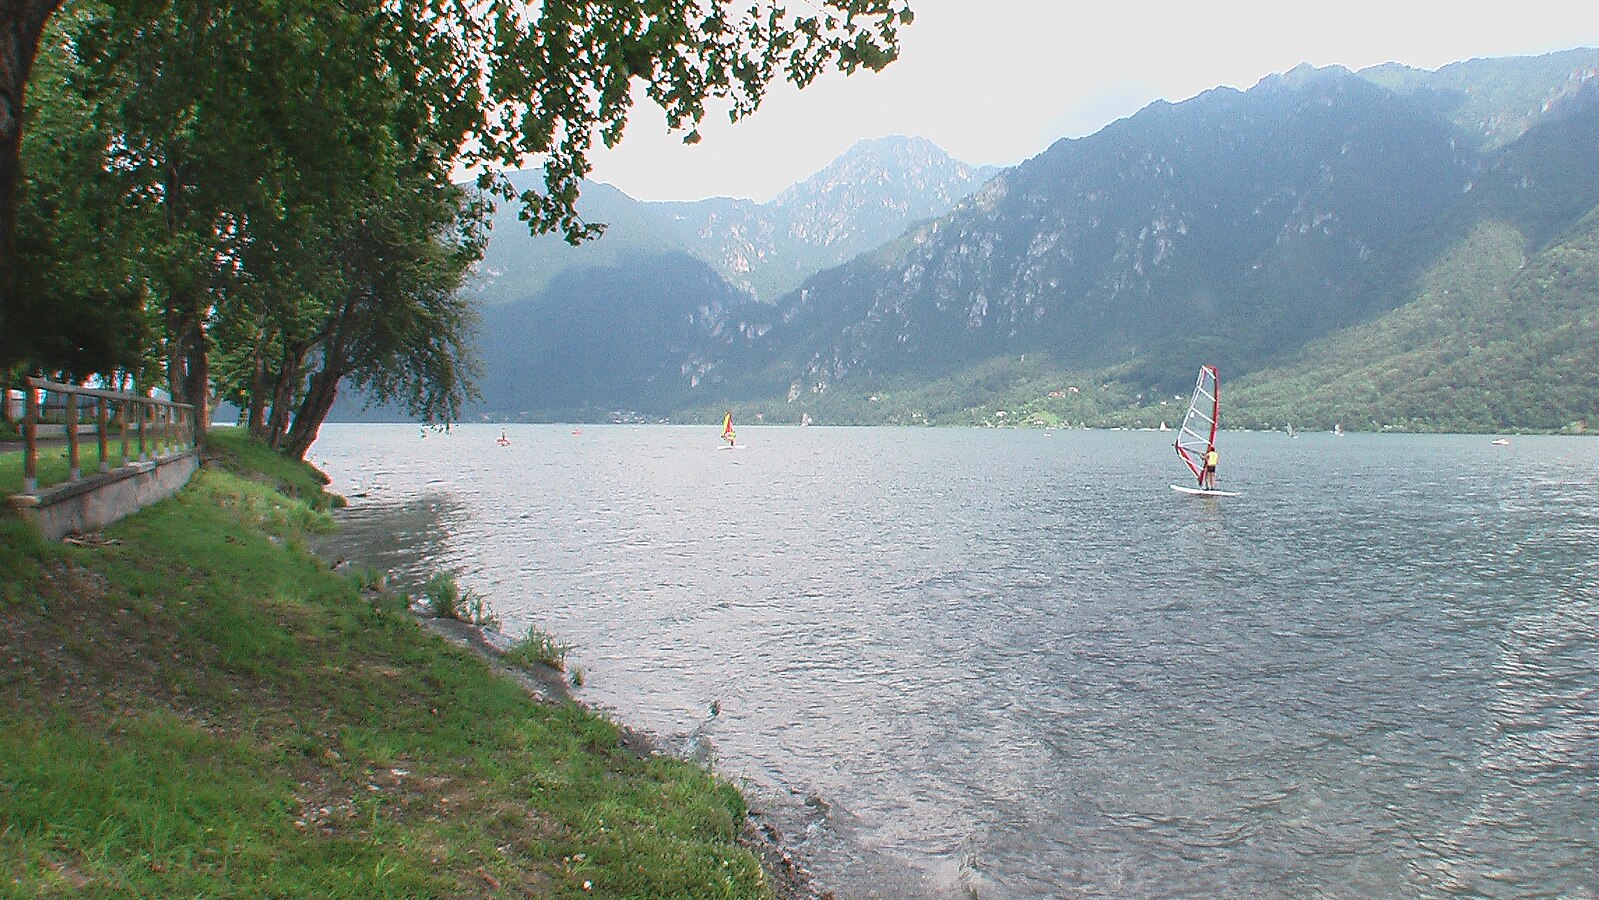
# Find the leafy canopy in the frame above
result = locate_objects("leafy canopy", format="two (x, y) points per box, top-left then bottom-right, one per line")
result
(415, 0), (914, 242)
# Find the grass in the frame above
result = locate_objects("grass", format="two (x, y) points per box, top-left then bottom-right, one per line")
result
(0, 428), (771, 898)
(201, 426), (342, 511)
(423, 570), (501, 630)
(423, 570), (468, 620)
(505, 627), (575, 673)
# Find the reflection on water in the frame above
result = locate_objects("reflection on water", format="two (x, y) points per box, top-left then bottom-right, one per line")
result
(311, 424), (1599, 898)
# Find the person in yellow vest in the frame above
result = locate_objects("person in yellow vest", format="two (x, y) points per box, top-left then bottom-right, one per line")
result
(1203, 447), (1219, 490)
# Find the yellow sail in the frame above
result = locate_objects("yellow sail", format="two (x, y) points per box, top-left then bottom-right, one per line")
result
(721, 412), (736, 445)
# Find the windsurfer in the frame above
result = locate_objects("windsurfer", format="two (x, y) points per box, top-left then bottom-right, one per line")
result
(1203, 448), (1218, 490)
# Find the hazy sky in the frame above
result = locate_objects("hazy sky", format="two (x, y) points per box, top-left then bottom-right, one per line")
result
(584, 0), (1599, 202)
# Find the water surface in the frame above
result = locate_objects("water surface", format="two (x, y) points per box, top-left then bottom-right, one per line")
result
(311, 424), (1599, 898)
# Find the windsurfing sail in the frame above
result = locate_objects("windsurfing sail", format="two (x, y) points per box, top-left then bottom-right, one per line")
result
(721, 411), (736, 446)
(1173, 365), (1219, 486)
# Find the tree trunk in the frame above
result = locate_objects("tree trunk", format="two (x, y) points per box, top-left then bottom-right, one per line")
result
(265, 344), (301, 449)
(282, 365), (340, 460)
(246, 349), (268, 437)
(164, 306), (189, 403)
(182, 323), (208, 443)
(0, 1), (65, 363)
(279, 286), (366, 458)
(245, 315), (273, 437)
(163, 287), (209, 443)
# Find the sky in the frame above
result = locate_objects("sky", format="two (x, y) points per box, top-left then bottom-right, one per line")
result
(584, 0), (1599, 203)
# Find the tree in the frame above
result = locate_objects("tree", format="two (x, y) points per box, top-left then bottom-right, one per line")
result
(7, 6), (149, 380)
(71, 0), (427, 433)
(67, 1), (487, 455)
(0, 0), (65, 357)
(5, 0), (912, 454)
(276, 177), (487, 459)
(420, 0), (915, 242)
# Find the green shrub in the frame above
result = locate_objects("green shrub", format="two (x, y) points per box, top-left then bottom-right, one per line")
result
(423, 570), (500, 630)
(422, 571), (462, 619)
(504, 627), (573, 672)
(458, 590), (501, 631)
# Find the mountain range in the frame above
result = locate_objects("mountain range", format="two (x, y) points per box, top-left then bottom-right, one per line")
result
(464, 136), (999, 420)
(408, 49), (1599, 433)
(474, 135), (1001, 307)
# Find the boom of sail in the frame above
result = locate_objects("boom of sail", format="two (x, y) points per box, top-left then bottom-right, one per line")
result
(1173, 365), (1219, 486)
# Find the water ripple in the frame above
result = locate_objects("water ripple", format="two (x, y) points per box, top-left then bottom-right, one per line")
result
(312, 425), (1599, 898)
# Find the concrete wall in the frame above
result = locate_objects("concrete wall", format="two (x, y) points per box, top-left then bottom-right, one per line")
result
(7, 451), (199, 540)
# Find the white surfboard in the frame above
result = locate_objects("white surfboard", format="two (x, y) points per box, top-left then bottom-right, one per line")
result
(1171, 484), (1239, 497)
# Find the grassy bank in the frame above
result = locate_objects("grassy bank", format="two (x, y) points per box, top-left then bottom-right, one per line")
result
(1, 428), (770, 897)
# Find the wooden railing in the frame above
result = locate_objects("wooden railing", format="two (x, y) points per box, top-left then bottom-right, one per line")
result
(17, 377), (196, 494)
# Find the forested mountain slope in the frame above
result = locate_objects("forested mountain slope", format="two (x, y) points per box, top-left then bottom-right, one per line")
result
(399, 51), (1599, 430)
(452, 137), (996, 420)
(680, 52), (1599, 433)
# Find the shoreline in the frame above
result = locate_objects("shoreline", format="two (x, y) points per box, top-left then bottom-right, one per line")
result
(404, 602), (829, 899)
(3, 432), (790, 896)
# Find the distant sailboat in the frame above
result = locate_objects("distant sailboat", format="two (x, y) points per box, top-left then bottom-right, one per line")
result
(1334, 423), (1345, 437)
(496, 429), (511, 446)
(1171, 364), (1238, 497)
(721, 411), (737, 448)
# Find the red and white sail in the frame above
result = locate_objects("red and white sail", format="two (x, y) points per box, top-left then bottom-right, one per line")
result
(1173, 365), (1219, 485)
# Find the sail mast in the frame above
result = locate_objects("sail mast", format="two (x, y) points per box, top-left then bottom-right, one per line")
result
(1173, 365), (1219, 486)
(1208, 368), (1220, 451)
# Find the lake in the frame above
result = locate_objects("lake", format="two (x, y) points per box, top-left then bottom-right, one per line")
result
(309, 423), (1599, 898)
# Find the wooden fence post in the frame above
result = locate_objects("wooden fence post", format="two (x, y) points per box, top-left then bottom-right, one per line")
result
(120, 399), (130, 464)
(66, 391), (81, 481)
(97, 397), (110, 473)
(23, 384), (38, 494)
